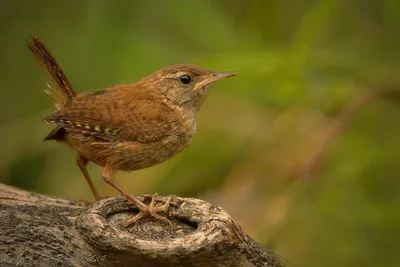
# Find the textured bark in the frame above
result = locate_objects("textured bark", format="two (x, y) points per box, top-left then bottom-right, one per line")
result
(0, 183), (284, 267)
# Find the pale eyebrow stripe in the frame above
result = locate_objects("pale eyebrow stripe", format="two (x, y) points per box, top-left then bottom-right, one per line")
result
(164, 72), (186, 79)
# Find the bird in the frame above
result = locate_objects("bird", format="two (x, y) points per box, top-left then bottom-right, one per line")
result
(26, 36), (236, 226)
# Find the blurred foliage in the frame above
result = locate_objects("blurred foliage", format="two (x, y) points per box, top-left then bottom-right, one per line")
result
(1, 0), (400, 266)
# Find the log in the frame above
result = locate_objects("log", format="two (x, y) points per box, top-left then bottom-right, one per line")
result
(0, 183), (285, 267)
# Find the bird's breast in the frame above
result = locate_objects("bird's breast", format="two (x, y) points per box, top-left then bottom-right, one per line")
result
(165, 112), (197, 153)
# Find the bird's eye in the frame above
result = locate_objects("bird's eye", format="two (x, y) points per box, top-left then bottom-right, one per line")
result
(179, 75), (192, 85)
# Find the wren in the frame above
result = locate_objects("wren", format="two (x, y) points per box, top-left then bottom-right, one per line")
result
(27, 36), (236, 226)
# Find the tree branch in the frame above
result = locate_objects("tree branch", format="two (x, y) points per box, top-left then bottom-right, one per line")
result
(0, 183), (284, 267)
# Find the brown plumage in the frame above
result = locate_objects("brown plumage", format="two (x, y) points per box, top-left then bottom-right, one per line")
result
(27, 36), (236, 226)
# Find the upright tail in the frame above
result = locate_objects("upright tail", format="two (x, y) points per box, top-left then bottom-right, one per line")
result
(26, 35), (76, 108)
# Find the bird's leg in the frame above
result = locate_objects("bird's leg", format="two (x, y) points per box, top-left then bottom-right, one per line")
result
(101, 164), (171, 226)
(76, 155), (101, 201)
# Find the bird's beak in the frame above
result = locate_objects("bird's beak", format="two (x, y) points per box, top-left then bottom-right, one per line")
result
(194, 72), (237, 90)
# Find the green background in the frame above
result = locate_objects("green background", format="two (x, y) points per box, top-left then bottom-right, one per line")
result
(1, 1), (400, 266)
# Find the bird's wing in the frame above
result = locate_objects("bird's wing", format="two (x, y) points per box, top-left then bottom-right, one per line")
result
(43, 89), (176, 142)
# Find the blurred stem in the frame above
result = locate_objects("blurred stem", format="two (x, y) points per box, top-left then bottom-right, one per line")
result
(296, 89), (381, 179)
(265, 89), (381, 251)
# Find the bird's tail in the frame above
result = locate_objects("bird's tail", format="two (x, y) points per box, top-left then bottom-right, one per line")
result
(26, 35), (76, 109)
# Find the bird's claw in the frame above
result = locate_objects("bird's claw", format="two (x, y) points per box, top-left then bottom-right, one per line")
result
(123, 193), (173, 227)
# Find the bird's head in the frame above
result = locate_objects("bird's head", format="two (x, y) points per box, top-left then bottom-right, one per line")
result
(140, 64), (236, 111)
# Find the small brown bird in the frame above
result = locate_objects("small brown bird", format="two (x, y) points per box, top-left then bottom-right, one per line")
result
(27, 36), (236, 226)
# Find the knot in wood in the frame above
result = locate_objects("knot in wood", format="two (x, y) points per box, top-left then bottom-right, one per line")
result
(74, 196), (284, 267)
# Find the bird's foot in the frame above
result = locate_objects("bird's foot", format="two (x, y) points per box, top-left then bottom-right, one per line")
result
(123, 193), (173, 227)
